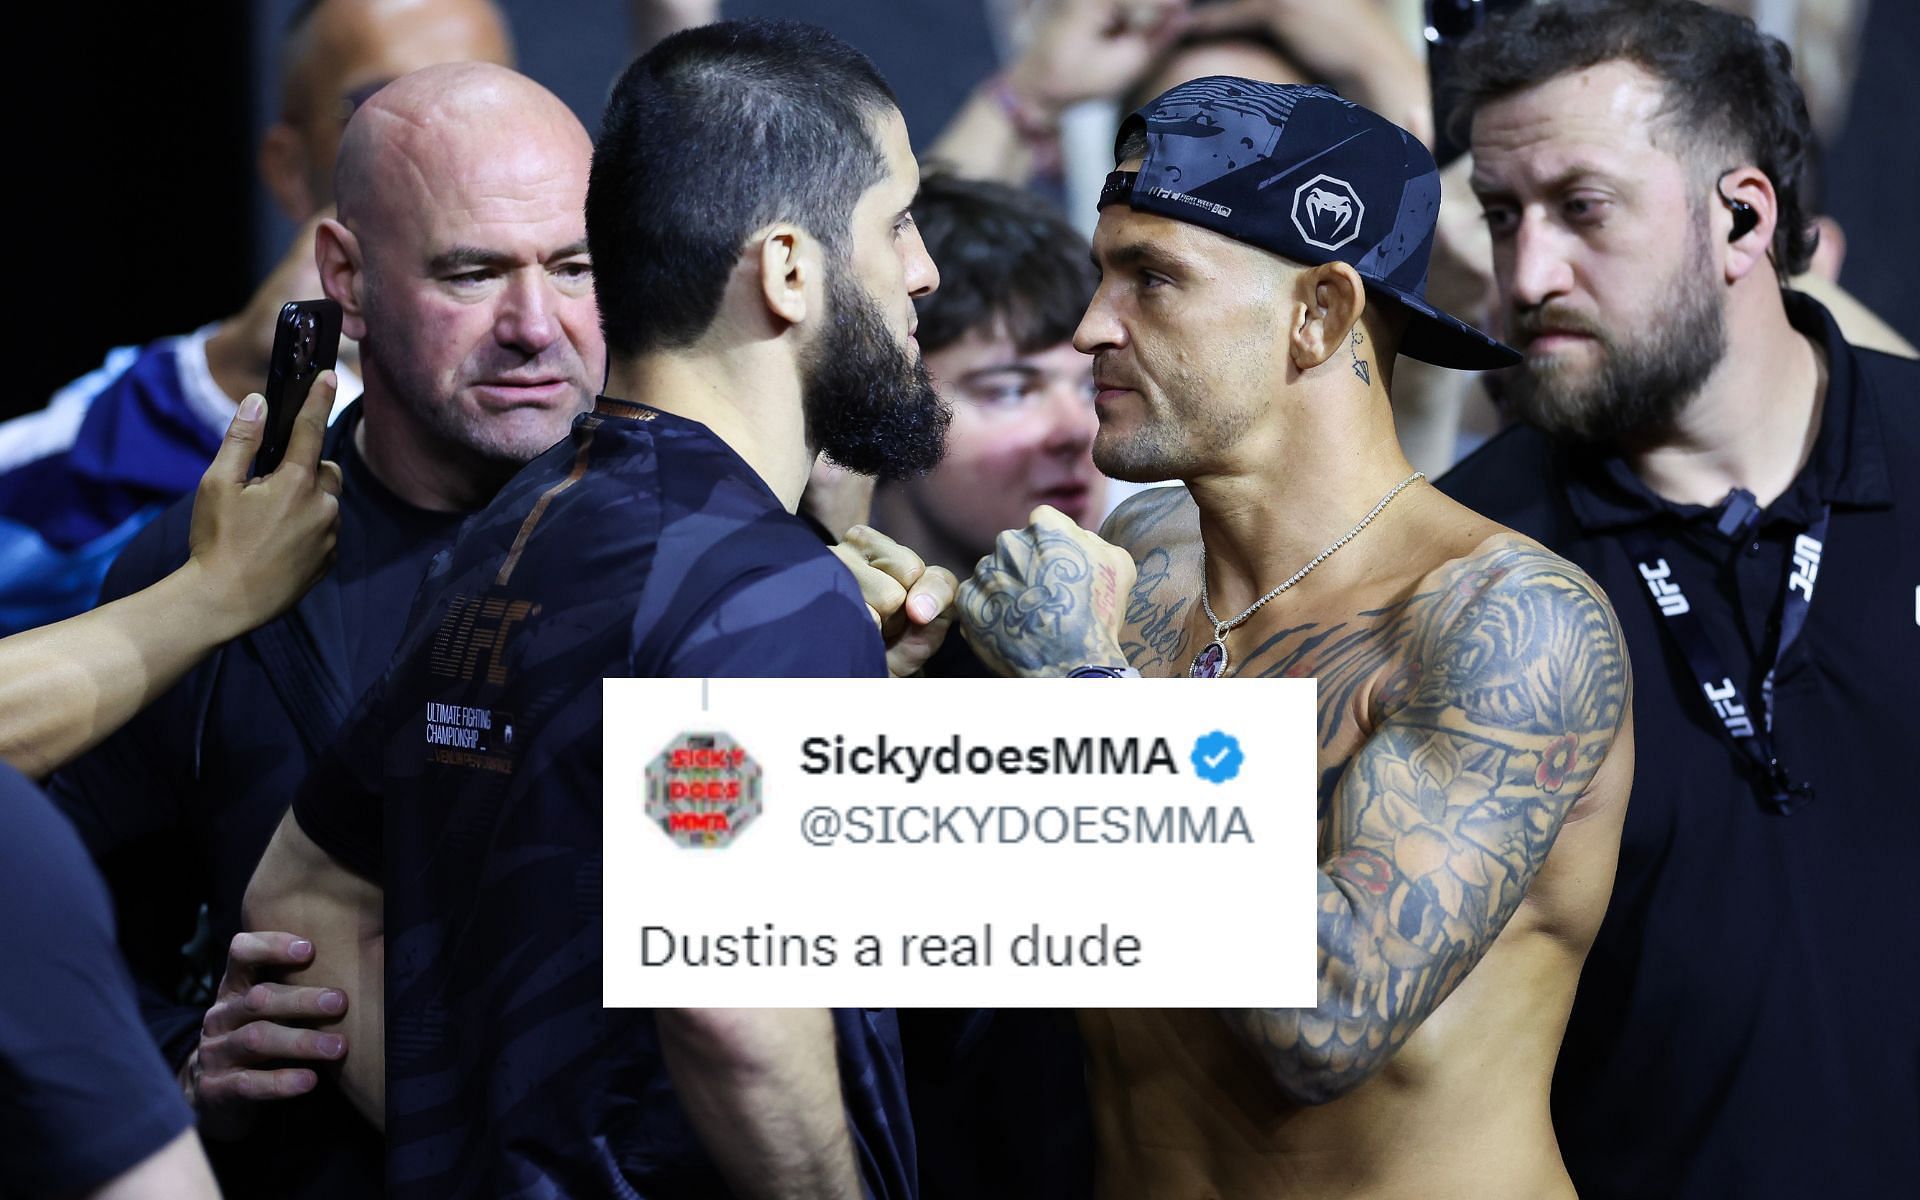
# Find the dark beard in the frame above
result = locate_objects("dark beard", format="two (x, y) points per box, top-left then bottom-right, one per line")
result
(1506, 226), (1728, 445)
(801, 267), (949, 480)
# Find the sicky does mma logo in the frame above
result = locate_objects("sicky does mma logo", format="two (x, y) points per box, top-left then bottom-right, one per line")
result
(645, 731), (764, 848)
(1291, 174), (1365, 252)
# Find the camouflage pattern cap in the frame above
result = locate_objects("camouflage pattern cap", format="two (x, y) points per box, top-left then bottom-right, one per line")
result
(1100, 77), (1520, 371)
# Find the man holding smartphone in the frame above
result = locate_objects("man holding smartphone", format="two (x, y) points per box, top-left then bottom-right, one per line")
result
(48, 62), (602, 1196)
(0, 0), (514, 636)
(245, 21), (954, 1198)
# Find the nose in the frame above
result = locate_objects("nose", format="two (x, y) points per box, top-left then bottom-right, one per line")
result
(1505, 211), (1575, 313)
(902, 221), (939, 299)
(496, 270), (560, 355)
(1039, 373), (1098, 453)
(1073, 286), (1124, 356)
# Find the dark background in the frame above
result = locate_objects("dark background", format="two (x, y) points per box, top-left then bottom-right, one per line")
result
(13, 1), (1916, 423)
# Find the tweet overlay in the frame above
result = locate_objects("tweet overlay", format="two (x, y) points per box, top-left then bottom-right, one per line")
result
(603, 678), (1318, 1006)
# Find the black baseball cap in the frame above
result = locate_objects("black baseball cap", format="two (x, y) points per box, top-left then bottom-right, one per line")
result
(1099, 77), (1519, 371)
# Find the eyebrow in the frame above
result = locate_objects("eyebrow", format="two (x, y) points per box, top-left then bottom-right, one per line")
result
(1471, 164), (1620, 198)
(1092, 240), (1192, 275)
(957, 363), (1041, 384)
(428, 241), (592, 274)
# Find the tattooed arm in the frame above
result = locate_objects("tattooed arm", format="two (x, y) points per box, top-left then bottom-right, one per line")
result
(959, 505), (1137, 676)
(1098, 486), (1199, 673)
(1220, 543), (1631, 1104)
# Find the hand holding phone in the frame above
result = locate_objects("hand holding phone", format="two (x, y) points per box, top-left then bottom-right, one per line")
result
(255, 299), (342, 476)
(189, 371), (344, 638)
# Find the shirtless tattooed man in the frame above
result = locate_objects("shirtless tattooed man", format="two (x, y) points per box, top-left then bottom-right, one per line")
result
(959, 79), (1636, 1199)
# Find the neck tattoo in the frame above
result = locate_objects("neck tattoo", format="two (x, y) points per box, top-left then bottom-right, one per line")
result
(1189, 471), (1426, 678)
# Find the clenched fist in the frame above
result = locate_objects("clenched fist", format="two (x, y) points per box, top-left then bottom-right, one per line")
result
(959, 505), (1136, 677)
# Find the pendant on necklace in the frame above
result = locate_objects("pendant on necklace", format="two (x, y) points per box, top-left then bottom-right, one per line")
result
(1189, 639), (1227, 679)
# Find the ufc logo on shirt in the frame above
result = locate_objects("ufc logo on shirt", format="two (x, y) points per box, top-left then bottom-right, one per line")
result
(429, 593), (541, 685)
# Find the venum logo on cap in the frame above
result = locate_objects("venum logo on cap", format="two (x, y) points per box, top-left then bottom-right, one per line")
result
(1291, 174), (1364, 252)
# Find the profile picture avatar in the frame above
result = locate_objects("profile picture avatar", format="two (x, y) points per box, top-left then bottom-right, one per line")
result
(644, 731), (764, 848)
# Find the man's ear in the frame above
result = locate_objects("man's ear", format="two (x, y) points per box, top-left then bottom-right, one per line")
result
(259, 122), (317, 223)
(1805, 214), (1846, 283)
(1718, 165), (1778, 284)
(1289, 261), (1367, 372)
(314, 218), (366, 341)
(756, 225), (813, 328)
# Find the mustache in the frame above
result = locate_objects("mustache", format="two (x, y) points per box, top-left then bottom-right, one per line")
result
(1509, 305), (1608, 342)
(1092, 354), (1144, 389)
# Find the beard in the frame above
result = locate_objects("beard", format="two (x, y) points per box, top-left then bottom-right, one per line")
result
(801, 266), (949, 481)
(1505, 218), (1728, 445)
(1089, 352), (1253, 483)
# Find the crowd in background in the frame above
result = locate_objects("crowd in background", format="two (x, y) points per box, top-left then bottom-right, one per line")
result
(2, 3), (1916, 1198)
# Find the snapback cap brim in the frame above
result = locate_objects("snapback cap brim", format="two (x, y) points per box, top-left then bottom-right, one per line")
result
(1365, 279), (1522, 372)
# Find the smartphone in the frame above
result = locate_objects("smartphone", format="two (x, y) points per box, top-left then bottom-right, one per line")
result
(255, 298), (342, 476)
(1426, 0), (1530, 169)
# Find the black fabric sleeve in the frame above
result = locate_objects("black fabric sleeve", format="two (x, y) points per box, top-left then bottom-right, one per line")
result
(291, 752), (383, 882)
(291, 681), (390, 884)
(0, 765), (194, 1195)
(658, 558), (887, 678)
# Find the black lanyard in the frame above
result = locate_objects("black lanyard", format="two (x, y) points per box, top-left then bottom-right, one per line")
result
(1624, 504), (1829, 814)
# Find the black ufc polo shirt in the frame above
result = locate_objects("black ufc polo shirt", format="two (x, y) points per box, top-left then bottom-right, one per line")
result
(1438, 293), (1920, 1198)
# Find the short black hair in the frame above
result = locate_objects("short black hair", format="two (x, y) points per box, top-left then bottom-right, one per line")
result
(588, 19), (900, 358)
(911, 173), (1093, 357)
(1448, 0), (1819, 276)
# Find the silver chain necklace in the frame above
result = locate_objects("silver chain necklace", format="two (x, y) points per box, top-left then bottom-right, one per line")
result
(1189, 471), (1425, 678)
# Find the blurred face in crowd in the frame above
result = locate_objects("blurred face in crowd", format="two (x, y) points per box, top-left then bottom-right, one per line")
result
(800, 107), (950, 480)
(1132, 34), (1305, 113)
(898, 329), (1104, 562)
(1075, 187), (1289, 482)
(263, 0), (513, 221)
(328, 66), (601, 471)
(1470, 59), (1729, 443)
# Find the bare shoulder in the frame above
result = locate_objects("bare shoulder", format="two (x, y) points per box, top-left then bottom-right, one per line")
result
(1099, 485), (1197, 556)
(1402, 520), (1633, 756)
